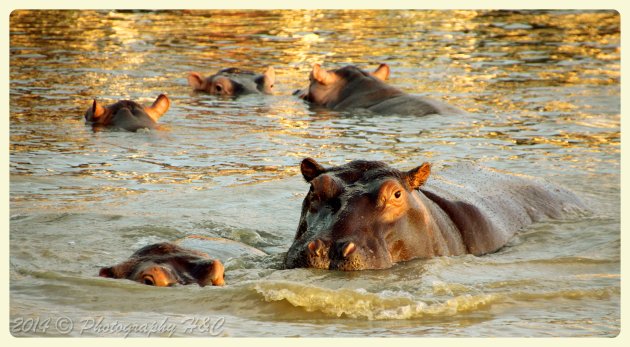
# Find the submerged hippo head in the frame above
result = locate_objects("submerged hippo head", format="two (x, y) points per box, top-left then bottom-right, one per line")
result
(84, 94), (170, 132)
(285, 158), (432, 271)
(187, 66), (275, 96)
(99, 242), (225, 287)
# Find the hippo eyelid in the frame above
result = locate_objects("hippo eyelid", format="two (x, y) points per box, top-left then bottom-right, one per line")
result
(142, 275), (155, 286)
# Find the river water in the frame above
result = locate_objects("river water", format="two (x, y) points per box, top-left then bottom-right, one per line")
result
(9, 10), (620, 337)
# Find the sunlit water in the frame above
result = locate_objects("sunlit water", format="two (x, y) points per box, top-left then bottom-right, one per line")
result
(9, 10), (619, 337)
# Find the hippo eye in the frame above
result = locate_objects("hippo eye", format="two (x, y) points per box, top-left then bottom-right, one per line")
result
(394, 191), (402, 199)
(215, 85), (223, 93)
(142, 275), (155, 286)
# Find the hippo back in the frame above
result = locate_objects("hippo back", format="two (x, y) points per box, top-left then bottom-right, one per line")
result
(420, 163), (586, 255)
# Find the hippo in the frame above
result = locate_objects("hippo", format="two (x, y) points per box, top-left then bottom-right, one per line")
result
(84, 94), (171, 132)
(294, 63), (465, 116)
(284, 158), (585, 271)
(187, 67), (275, 96)
(99, 236), (265, 287)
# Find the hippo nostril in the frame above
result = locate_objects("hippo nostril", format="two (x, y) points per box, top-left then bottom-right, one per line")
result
(342, 242), (356, 258)
(142, 275), (155, 286)
(308, 239), (325, 257)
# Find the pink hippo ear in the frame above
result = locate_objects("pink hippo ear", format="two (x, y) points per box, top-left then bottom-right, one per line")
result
(301, 157), (326, 182)
(91, 99), (106, 119)
(209, 259), (225, 286)
(187, 72), (206, 91)
(263, 66), (275, 88)
(405, 162), (431, 189)
(371, 63), (390, 81)
(311, 64), (337, 86)
(144, 94), (170, 121)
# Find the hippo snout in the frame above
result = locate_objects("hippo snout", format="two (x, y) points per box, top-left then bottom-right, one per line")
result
(285, 238), (331, 269)
(329, 240), (394, 271)
(329, 241), (365, 271)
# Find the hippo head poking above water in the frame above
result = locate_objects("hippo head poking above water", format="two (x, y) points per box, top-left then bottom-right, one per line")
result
(84, 94), (171, 132)
(187, 66), (275, 96)
(285, 158), (434, 271)
(285, 158), (586, 271)
(99, 242), (225, 287)
(293, 63), (465, 116)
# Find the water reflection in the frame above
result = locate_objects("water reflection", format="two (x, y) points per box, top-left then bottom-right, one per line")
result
(9, 10), (619, 336)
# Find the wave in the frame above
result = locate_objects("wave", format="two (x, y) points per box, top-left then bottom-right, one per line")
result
(253, 281), (619, 320)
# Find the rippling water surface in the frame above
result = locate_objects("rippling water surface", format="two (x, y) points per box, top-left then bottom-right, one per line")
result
(9, 10), (620, 337)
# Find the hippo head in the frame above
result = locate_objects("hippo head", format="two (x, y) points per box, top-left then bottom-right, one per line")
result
(187, 66), (275, 96)
(293, 63), (391, 105)
(99, 242), (225, 287)
(285, 158), (431, 271)
(84, 94), (170, 129)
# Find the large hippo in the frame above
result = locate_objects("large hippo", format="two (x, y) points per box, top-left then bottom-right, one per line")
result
(294, 63), (464, 116)
(84, 94), (171, 132)
(187, 67), (275, 96)
(99, 236), (265, 287)
(285, 158), (585, 271)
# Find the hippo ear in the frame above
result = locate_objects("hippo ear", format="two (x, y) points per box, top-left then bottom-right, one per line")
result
(371, 63), (390, 81)
(91, 99), (106, 119)
(405, 162), (431, 189)
(187, 72), (205, 90)
(192, 259), (225, 287)
(301, 158), (326, 182)
(144, 94), (170, 121)
(263, 66), (275, 87)
(311, 64), (337, 86)
(99, 267), (115, 278)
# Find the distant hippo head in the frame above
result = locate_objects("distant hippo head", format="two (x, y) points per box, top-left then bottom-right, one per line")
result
(99, 242), (225, 287)
(293, 63), (465, 116)
(84, 94), (170, 132)
(285, 158), (431, 271)
(187, 66), (275, 96)
(293, 63), (391, 105)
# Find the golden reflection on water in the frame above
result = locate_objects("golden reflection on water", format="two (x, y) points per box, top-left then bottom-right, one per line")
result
(8, 12), (620, 335)
(9, 10), (620, 185)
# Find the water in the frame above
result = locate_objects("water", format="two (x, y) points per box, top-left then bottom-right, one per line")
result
(9, 10), (620, 337)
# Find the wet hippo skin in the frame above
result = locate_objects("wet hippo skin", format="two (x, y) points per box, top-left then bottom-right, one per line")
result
(285, 158), (585, 271)
(84, 94), (170, 132)
(99, 242), (226, 287)
(294, 63), (465, 116)
(99, 236), (267, 287)
(188, 66), (275, 96)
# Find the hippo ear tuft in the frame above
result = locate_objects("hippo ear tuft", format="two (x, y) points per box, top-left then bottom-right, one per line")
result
(406, 162), (431, 189)
(91, 99), (106, 119)
(311, 64), (336, 86)
(209, 259), (225, 286)
(193, 259), (225, 287)
(301, 158), (326, 182)
(187, 72), (205, 90)
(263, 66), (275, 86)
(371, 63), (390, 81)
(144, 94), (170, 121)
